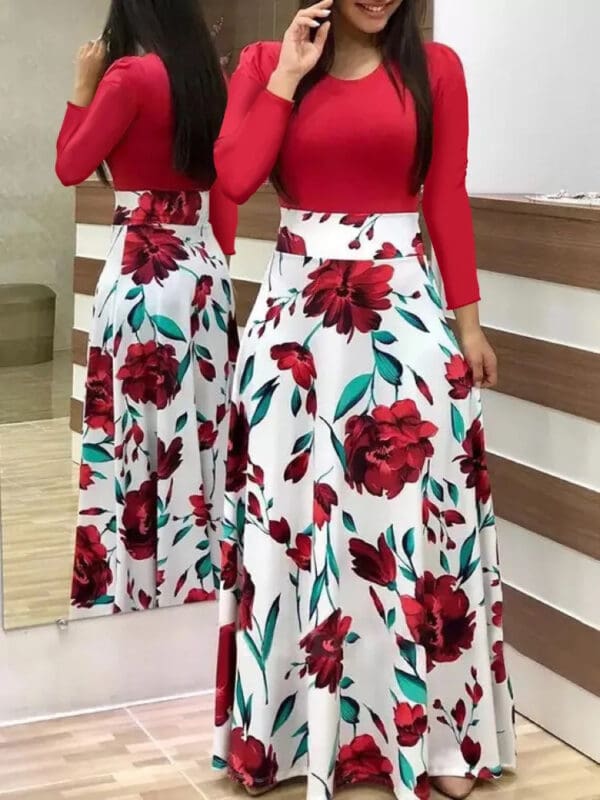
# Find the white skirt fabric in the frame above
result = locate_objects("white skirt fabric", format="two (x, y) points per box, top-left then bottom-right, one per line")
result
(213, 210), (516, 799)
(71, 190), (236, 617)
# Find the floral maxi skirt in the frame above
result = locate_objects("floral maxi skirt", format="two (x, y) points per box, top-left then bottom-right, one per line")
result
(71, 190), (236, 617)
(213, 210), (516, 800)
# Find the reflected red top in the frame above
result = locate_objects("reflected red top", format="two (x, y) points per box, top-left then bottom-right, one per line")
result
(216, 41), (479, 308)
(56, 54), (237, 255)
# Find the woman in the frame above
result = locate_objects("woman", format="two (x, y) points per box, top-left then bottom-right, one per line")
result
(56, 0), (238, 617)
(213, 1), (515, 798)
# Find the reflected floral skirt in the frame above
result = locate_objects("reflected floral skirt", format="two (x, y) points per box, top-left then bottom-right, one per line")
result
(213, 210), (516, 799)
(71, 190), (236, 618)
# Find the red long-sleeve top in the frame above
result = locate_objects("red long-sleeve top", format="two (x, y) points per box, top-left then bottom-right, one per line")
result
(216, 41), (479, 308)
(56, 54), (237, 255)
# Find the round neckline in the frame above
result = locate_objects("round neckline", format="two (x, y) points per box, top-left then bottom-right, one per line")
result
(325, 62), (385, 84)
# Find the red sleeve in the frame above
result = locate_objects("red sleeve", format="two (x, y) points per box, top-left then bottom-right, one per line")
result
(210, 179), (238, 256)
(422, 44), (480, 310)
(55, 59), (139, 186)
(215, 42), (294, 204)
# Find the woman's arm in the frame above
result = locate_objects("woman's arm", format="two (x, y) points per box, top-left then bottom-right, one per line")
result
(209, 179), (238, 257)
(56, 53), (139, 187)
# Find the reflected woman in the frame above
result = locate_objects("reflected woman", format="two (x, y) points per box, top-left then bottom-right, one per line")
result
(212, 1), (515, 799)
(56, 0), (238, 617)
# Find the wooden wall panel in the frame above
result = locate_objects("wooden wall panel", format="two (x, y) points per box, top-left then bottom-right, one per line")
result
(73, 257), (103, 296)
(75, 183), (113, 226)
(70, 398), (83, 435)
(504, 585), (600, 697)
(489, 453), (600, 561)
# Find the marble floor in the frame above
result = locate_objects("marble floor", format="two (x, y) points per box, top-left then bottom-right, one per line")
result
(1, 695), (599, 800)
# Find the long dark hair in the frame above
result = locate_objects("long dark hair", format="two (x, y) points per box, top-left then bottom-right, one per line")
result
(97, 0), (227, 184)
(273, 0), (433, 198)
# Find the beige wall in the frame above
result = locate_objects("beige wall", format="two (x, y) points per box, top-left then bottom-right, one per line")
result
(0, 0), (109, 351)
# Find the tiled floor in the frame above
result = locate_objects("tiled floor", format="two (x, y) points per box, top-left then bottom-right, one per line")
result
(1, 695), (599, 800)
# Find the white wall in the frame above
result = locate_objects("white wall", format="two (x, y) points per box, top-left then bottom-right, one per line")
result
(435, 0), (600, 194)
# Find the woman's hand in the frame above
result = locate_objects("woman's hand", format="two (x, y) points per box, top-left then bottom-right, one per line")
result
(268, 0), (332, 101)
(453, 303), (498, 389)
(459, 327), (498, 389)
(72, 39), (107, 107)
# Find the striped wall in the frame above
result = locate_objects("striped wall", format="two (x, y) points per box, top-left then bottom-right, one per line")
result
(71, 182), (600, 762)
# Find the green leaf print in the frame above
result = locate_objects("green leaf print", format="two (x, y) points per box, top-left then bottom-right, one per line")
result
(213, 304), (228, 333)
(292, 432), (313, 454)
(271, 693), (296, 735)
(400, 567), (417, 582)
(402, 528), (415, 559)
(326, 423), (347, 472)
(195, 554), (212, 580)
(342, 512), (357, 533)
(395, 669), (427, 705)
(397, 308), (429, 333)
(195, 344), (211, 360)
(292, 723), (309, 766)
(459, 530), (477, 577)
(196, 539), (210, 551)
(115, 479), (124, 504)
(251, 386), (278, 427)
(262, 596), (281, 662)
(177, 349), (191, 386)
(240, 355), (255, 393)
(236, 673), (251, 728)
(221, 279), (232, 305)
(430, 477), (444, 502)
(94, 595), (115, 605)
(236, 499), (245, 537)
(334, 373), (372, 421)
(387, 608), (397, 629)
(309, 569), (326, 619)
(83, 444), (113, 463)
(399, 752), (416, 790)
(445, 480), (459, 506)
(212, 756), (228, 770)
(345, 632), (360, 644)
(398, 639), (417, 670)
(341, 696), (360, 725)
(425, 282), (443, 309)
(372, 331), (398, 345)
(102, 324), (113, 345)
(173, 525), (193, 546)
(291, 386), (302, 417)
(107, 516), (117, 533)
(340, 677), (354, 690)
(175, 412), (188, 433)
(125, 286), (143, 300)
(153, 315), (186, 342)
(451, 404), (465, 443)
(243, 631), (264, 672)
(128, 299), (145, 332)
(462, 558), (481, 583)
(442, 319), (460, 347)
(385, 525), (397, 553)
(326, 541), (340, 582)
(440, 551), (451, 572)
(202, 309), (210, 331)
(158, 513), (170, 529)
(374, 349), (404, 386)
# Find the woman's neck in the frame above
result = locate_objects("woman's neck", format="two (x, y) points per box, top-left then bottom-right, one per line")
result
(331, 15), (382, 79)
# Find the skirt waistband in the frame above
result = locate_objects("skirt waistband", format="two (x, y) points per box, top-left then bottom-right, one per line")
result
(113, 190), (210, 227)
(276, 209), (422, 260)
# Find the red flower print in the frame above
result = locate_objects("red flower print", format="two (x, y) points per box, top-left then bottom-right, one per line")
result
(491, 640), (507, 683)
(300, 608), (352, 693)
(375, 242), (403, 260)
(314, 483), (338, 528)
(340, 213), (370, 227)
(443, 509), (466, 527)
(460, 736), (481, 768)
(229, 728), (279, 789)
(221, 541), (238, 590)
(306, 386), (317, 417)
(198, 420), (218, 451)
(114, 205), (131, 225)
(71, 525), (113, 608)
(303, 260), (393, 338)
(491, 601), (503, 627)
(190, 493), (212, 527)
(269, 518), (291, 545)
(130, 191), (202, 226)
(121, 480), (157, 561)
(456, 419), (491, 504)
(452, 699), (467, 730)
(215, 623), (236, 727)
(117, 341), (180, 410)
(349, 533), (397, 587)
(276, 226), (307, 255)
(84, 348), (114, 435)
(226, 403), (250, 493)
(184, 588), (216, 603)
(248, 492), (262, 519)
(415, 773), (431, 800)
(466, 670), (484, 705)
(239, 568), (255, 630)
(284, 451), (310, 484)
(270, 342), (316, 389)
(79, 463), (94, 490)
(122, 225), (188, 285)
(345, 400), (438, 499)
(394, 703), (428, 747)
(412, 233), (426, 268)
(286, 534), (312, 571)
(228, 313), (240, 365)
(335, 734), (394, 789)
(193, 275), (213, 309)
(157, 437), (183, 479)
(445, 355), (473, 400)
(401, 572), (476, 670)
